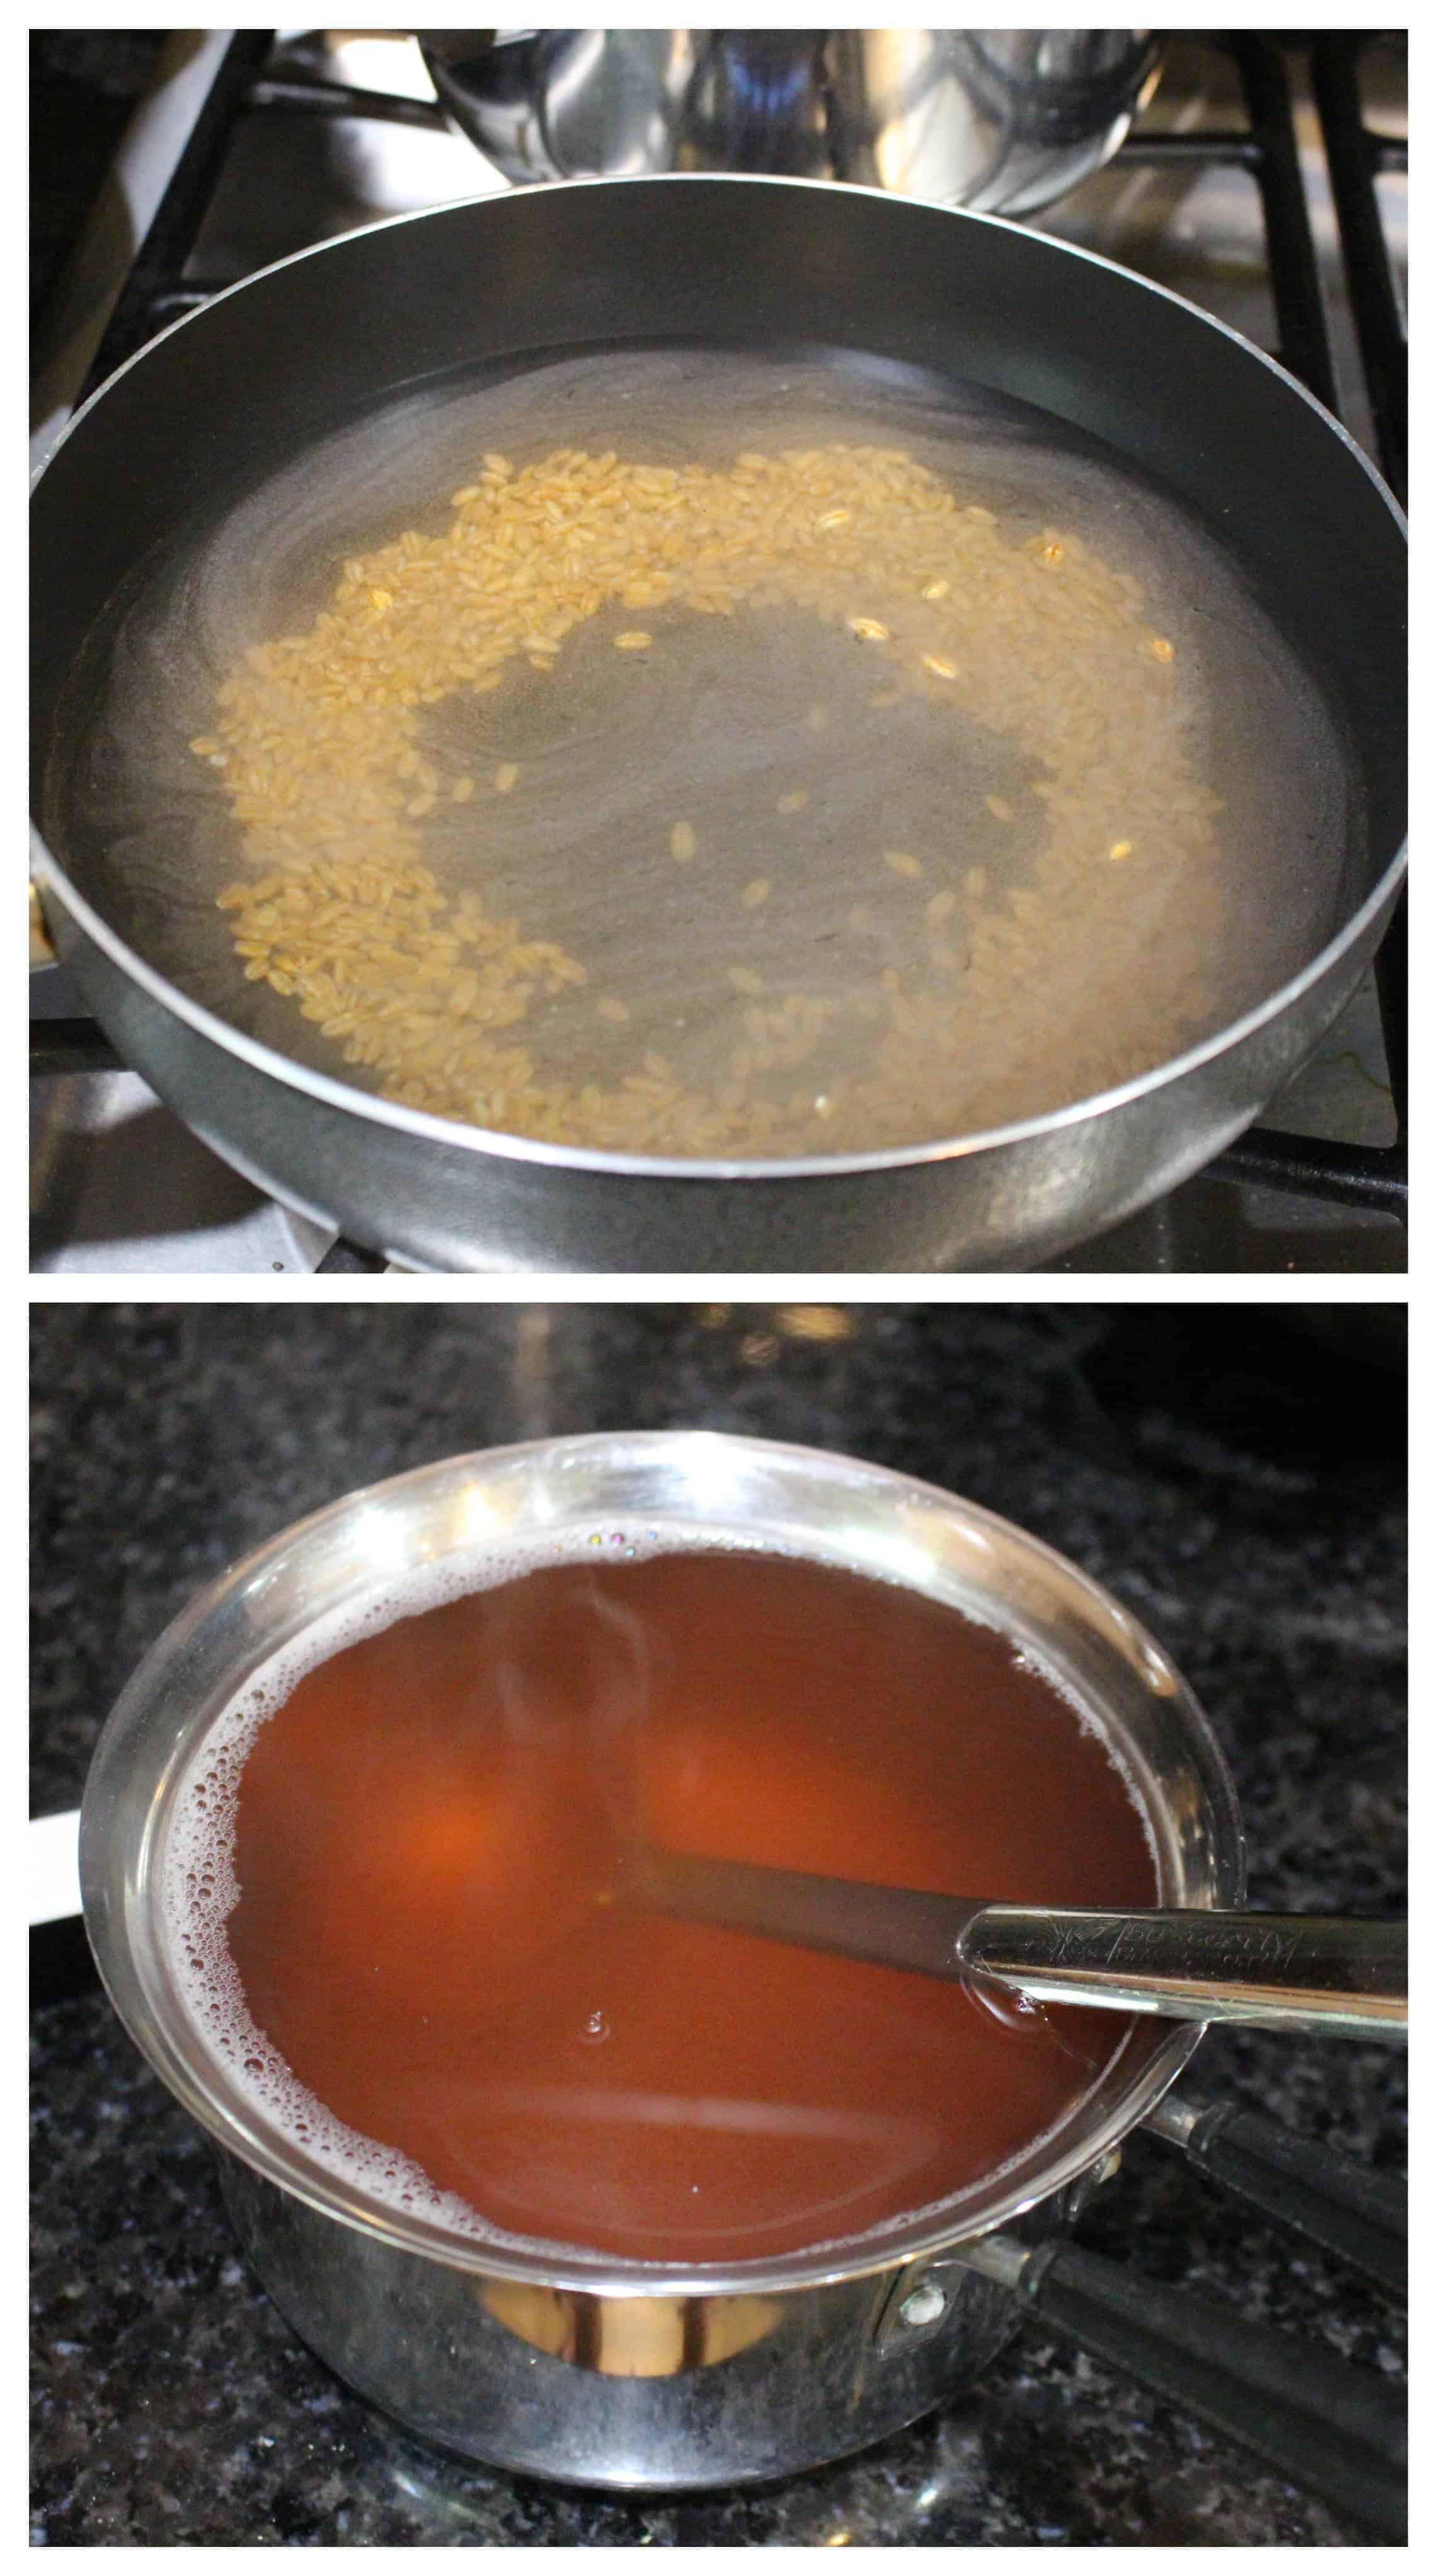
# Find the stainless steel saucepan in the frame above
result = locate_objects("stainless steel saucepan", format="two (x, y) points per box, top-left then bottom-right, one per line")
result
(30, 178), (1406, 1271)
(78, 1434), (1406, 2519)
(420, 28), (1164, 214)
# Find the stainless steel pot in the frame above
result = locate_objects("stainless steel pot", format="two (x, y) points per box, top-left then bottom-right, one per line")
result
(29, 178), (1407, 1271)
(79, 1432), (1244, 2487)
(420, 28), (1164, 215)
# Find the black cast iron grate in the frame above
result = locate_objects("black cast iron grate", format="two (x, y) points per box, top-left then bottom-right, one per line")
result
(38, 30), (1408, 1264)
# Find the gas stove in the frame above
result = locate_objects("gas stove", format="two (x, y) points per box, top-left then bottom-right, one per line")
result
(29, 30), (1407, 1273)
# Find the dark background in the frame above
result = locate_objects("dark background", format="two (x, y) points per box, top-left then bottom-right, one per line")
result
(30, 30), (166, 338)
(31, 1301), (1406, 2544)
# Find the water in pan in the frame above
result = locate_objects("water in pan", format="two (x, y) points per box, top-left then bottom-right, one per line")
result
(47, 345), (1361, 1156)
(160, 1531), (1161, 2269)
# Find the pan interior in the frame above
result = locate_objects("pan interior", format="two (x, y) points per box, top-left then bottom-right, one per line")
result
(44, 342), (1363, 1157)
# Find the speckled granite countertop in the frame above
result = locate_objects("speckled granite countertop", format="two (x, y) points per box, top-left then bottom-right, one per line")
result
(31, 1302), (1406, 2545)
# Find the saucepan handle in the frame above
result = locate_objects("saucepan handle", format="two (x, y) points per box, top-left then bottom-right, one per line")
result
(961, 2233), (1406, 2541)
(1145, 2093), (1407, 2299)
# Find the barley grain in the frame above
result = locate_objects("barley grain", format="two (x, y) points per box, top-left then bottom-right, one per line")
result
(201, 432), (1220, 1159)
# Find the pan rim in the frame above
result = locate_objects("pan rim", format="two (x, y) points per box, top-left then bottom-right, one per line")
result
(31, 175), (1408, 1188)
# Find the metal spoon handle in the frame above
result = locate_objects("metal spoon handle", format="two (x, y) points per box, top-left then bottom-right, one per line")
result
(963, 1907), (1407, 2041)
(639, 1849), (985, 1980)
(641, 1854), (1407, 2040)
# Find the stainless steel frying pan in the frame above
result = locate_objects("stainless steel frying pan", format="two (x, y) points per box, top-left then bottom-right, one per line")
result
(30, 177), (1407, 1271)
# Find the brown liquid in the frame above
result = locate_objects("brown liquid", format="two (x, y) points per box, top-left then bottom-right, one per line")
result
(224, 1549), (1158, 2263)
